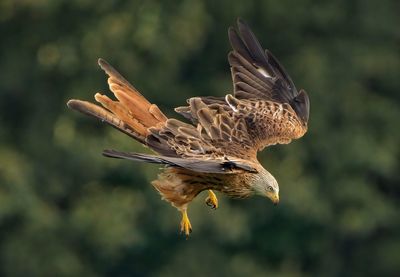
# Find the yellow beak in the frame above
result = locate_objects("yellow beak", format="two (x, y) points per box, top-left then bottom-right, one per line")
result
(271, 194), (279, 206)
(265, 191), (279, 205)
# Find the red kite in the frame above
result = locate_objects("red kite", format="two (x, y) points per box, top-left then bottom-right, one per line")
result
(67, 19), (310, 236)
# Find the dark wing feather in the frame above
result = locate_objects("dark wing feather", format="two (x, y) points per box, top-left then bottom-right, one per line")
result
(103, 149), (257, 174)
(228, 18), (310, 125)
(170, 19), (309, 161)
(70, 20), (309, 169)
(151, 97), (260, 161)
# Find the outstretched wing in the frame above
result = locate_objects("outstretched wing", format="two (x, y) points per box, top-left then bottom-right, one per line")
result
(68, 59), (259, 174)
(68, 19), (310, 169)
(149, 98), (259, 161)
(228, 19), (310, 125)
(174, 19), (310, 161)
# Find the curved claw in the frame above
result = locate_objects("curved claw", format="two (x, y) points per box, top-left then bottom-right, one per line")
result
(205, 190), (218, 210)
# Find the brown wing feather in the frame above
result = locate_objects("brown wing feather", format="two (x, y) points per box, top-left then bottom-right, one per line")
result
(170, 92), (306, 161)
(225, 94), (307, 149)
(148, 97), (259, 161)
(171, 19), (309, 161)
(228, 19), (310, 126)
(103, 149), (257, 174)
(68, 20), (309, 173)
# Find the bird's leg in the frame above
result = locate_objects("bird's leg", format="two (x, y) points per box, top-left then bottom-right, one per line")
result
(205, 189), (218, 210)
(180, 208), (192, 236)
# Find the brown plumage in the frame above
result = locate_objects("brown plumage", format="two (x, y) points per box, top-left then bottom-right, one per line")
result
(67, 19), (310, 236)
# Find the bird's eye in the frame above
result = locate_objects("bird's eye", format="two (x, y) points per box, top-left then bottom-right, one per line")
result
(267, 186), (273, 192)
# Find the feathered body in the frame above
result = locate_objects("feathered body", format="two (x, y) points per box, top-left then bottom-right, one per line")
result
(67, 19), (310, 235)
(152, 168), (254, 208)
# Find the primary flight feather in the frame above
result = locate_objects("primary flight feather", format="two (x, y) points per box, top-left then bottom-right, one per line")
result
(67, 19), (310, 236)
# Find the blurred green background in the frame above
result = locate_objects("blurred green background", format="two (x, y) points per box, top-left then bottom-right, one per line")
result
(1, 0), (399, 276)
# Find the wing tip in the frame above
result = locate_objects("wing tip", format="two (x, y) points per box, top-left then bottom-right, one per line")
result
(229, 17), (245, 32)
(102, 149), (120, 158)
(97, 58), (116, 76)
(67, 99), (85, 111)
(236, 18), (251, 34)
(228, 26), (235, 39)
(236, 17), (246, 27)
(98, 58), (107, 68)
(66, 99), (76, 109)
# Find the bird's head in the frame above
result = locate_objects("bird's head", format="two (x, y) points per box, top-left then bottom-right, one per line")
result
(251, 168), (280, 205)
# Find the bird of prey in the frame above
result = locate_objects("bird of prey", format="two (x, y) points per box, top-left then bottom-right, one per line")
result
(67, 19), (310, 236)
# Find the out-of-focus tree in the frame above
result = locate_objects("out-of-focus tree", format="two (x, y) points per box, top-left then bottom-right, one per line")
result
(0, 0), (399, 276)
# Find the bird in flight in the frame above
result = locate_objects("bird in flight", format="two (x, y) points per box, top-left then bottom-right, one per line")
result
(67, 19), (310, 236)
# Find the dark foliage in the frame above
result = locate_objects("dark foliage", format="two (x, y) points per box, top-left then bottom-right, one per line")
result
(0, 0), (399, 276)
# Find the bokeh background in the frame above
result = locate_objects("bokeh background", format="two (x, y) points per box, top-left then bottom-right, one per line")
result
(1, 0), (399, 276)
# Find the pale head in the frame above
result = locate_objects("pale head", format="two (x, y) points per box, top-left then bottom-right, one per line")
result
(251, 167), (280, 205)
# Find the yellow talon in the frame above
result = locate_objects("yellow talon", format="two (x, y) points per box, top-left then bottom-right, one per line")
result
(180, 209), (192, 237)
(205, 189), (218, 209)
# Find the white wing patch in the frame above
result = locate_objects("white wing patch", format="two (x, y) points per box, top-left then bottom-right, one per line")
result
(256, 66), (271, 78)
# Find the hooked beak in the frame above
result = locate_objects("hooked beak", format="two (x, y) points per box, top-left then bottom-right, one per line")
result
(266, 191), (279, 205)
(271, 194), (279, 206)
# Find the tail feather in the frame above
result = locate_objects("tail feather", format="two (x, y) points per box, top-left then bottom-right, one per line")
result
(67, 58), (168, 146)
(94, 93), (148, 137)
(67, 99), (146, 144)
(98, 58), (167, 128)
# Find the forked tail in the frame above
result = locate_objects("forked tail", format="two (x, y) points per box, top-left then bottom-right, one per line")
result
(67, 59), (167, 145)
